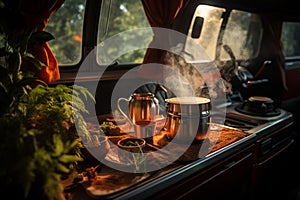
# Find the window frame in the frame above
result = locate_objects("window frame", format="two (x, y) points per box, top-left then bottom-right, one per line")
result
(54, 0), (265, 83)
(54, 0), (136, 83)
(282, 20), (300, 70)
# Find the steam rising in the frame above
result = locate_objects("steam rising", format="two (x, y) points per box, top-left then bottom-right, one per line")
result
(162, 43), (222, 100)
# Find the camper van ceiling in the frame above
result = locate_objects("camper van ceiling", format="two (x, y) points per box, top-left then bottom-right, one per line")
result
(199, 0), (299, 17)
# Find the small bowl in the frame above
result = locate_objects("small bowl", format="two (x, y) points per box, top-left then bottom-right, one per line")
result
(117, 137), (146, 164)
(117, 137), (146, 153)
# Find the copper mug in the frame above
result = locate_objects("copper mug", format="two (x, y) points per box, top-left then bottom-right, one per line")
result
(117, 93), (160, 138)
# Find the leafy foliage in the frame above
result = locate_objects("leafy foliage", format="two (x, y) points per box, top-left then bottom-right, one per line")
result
(0, 83), (95, 200)
(46, 0), (85, 64)
(47, 0), (152, 65)
(0, 1), (95, 199)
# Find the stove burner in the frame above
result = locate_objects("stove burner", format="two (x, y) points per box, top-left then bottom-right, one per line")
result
(235, 96), (281, 117)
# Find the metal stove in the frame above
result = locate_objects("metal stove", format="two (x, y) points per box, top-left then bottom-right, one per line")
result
(223, 95), (293, 137)
(235, 96), (281, 117)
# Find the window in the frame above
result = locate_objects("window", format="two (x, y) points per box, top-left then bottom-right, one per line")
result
(282, 21), (300, 70)
(46, 0), (85, 66)
(185, 5), (263, 62)
(46, 1), (264, 68)
(96, 0), (152, 65)
(185, 5), (225, 61)
(282, 22), (300, 59)
(221, 10), (263, 61)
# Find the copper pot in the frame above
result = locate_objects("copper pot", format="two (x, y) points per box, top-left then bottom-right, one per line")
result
(164, 97), (211, 142)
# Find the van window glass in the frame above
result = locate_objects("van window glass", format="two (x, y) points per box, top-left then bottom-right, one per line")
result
(282, 22), (300, 59)
(97, 0), (152, 65)
(185, 5), (225, 61)
(185, 6), (262, 62)
(46, 0), (85, 66)
(220, 10), (263, 61)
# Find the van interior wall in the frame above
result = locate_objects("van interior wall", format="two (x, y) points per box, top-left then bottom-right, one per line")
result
(231, 14), (286, 107)
(53, 0), (300, 134)
(76, 10), (290, 117)
(199, 0), (299, 18)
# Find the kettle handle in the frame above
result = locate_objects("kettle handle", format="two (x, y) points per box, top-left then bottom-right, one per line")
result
(117, 97), (133, 125)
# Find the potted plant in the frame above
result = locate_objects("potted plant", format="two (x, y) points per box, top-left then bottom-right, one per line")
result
(0, 2), (94, 200)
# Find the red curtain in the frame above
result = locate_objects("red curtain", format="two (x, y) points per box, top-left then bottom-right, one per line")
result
(13, 0), (64, 84)
(139, 0), (189, 79)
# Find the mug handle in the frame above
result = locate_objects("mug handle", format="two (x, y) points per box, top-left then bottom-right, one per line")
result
(117, 97), (133, 125)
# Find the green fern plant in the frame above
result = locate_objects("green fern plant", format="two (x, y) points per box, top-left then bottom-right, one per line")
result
(0, 84), (94, 200)
(0, 2), (95, 199)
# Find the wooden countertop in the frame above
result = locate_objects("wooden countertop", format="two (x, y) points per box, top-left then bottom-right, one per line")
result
(64, 116), (252, 199)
